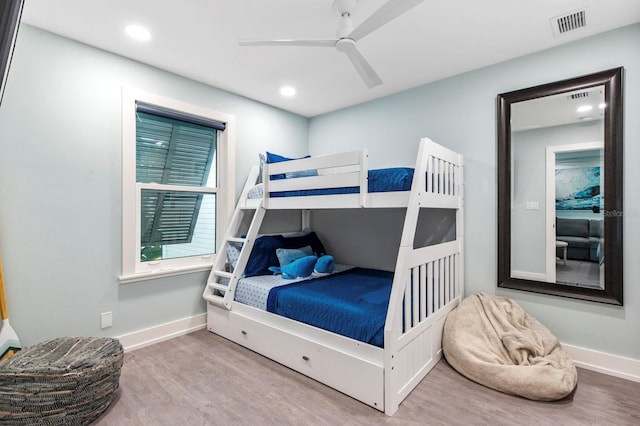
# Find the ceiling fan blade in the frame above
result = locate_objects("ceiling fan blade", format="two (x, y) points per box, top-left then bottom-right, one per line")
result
(238, 39), (336, 47)
(348, 0), (426, 41)
(340, 43), (383, 88)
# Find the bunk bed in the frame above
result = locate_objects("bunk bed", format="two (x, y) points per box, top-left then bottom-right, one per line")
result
(202, 137), (464, 416)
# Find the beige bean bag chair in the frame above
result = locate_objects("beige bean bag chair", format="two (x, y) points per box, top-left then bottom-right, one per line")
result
(443, 293), (577, 400)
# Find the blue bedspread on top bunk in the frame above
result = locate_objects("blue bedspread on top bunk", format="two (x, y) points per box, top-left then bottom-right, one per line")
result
(266, 268), (394, 347)
(270, 167), (414, 198)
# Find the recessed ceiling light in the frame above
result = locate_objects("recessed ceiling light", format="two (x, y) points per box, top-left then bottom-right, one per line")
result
(125, 24), (151, 42)
(598, 103), (606, 109)
(280, 86), (296, 97)
(576, 105), (593, 113)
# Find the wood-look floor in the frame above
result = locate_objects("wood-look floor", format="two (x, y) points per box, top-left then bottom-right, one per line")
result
(95, 329), (640, 425)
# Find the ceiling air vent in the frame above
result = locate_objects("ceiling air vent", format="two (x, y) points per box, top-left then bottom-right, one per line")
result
(551, 9), (587, 37)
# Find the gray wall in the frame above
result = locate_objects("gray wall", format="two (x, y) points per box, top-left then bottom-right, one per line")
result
(0, 25), (309, 345)
(309, 24), (640, 360)
(311, 208), (456, 272)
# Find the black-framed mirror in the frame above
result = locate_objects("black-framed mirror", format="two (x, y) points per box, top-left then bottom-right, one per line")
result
(0, 0), (23, 106)
(497, 67), (623, 305)
(0, 0), (24, 102)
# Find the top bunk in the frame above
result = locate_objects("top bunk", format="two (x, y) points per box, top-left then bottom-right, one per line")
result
(240, 137), (463, 210)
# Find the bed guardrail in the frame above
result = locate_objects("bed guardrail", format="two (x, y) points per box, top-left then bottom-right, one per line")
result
(262, 150), (367, 208)
(396, 241), (462, 344)
(414, 140), (463, 209)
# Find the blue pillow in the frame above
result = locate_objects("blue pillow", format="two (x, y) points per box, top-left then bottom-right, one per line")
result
(266, 151), (307, 164)
(276, 245), (313, 267)
(266, 152), (313, 180)
(244, 232), (326, 277)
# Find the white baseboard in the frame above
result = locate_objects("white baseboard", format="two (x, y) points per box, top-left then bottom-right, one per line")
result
(116, 313), (207, 352)
(563, 343), (640, 383)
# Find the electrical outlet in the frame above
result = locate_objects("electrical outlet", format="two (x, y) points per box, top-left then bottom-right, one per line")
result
(101, 311), (113, 329)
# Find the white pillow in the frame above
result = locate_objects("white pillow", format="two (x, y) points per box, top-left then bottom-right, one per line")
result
(275, 245), (313, 267)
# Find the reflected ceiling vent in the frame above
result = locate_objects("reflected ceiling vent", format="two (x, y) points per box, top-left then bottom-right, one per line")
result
(568, 91), (589, 100)
(551, 9), (587, 37)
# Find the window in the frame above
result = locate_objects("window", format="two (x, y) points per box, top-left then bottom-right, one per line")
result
(121, 88), (235, 282)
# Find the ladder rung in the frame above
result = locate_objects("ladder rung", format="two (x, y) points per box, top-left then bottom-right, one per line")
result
(227, 237), (246, 244)
(240, 205), (257, 210)
(212, 270), (233, 279)
(204, 294), (224, 304)
(209, 282), (229, 292)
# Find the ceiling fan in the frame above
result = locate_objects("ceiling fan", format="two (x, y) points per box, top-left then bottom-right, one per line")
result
(238, 0), (426, 89)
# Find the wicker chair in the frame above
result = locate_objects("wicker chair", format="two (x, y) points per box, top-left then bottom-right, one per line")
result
(0, 337), (123, 425)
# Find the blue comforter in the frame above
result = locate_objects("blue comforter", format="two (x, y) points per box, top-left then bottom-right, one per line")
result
(266, 268), (393, 347)
(270, 167), (414, 198)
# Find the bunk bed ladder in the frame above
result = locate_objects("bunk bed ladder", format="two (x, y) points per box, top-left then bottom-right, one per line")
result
(203, 166), (265, 309)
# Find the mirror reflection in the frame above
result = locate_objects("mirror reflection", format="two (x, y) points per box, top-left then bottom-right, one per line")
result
(497, 67), (623, 305)
(510, 86), (605, 290)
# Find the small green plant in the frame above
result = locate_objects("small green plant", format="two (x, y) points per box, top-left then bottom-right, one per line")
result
(140, 245), (163, 261)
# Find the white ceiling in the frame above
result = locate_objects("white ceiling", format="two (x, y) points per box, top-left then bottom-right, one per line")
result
(20, 0), (640, 117)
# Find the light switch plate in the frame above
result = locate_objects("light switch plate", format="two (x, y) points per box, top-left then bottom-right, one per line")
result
(101, 311), (113, 329)
(525, 201), (539, 210)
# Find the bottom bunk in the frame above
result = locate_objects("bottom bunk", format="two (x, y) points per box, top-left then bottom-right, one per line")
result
(207, 286), (459, 413)
(207, 236), (462, 415)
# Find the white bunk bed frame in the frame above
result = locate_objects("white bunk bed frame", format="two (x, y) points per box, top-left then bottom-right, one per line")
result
(202, 137), (464, 415)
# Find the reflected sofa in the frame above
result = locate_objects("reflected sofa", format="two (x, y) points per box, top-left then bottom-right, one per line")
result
(556, 217), (603, 263)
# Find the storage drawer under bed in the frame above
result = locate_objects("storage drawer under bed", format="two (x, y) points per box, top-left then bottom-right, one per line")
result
(207, 303), (385, 411)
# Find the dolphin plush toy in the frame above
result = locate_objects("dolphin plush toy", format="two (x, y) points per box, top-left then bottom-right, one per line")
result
(313, 255), (335, 276)
(269, 254), (335, 279)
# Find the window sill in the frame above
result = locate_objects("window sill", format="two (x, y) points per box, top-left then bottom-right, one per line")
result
(119, 264), (213, 284)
